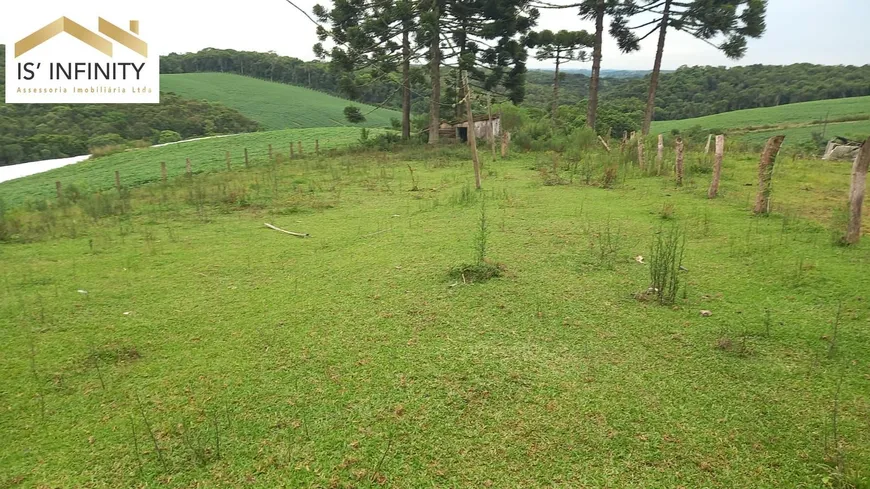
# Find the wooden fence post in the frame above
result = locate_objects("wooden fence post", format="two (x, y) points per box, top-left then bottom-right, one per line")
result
(708, 135), (726, 198)
(315, 139), (319, 155)
(597, 135), (611, 153)
(161, 161), (167, 183)
(56, 181), (62, 200)
(637, 136), (645, 170)
(705, 134), (713, 154)
(656, 134), (664, 173)
(290, 143), (294, 159)
(268, 144), (273, 161)
(844, 136), (870, 244)
(115, 170), (121, 192)
(675, 138), (684, 187)
(225, 151), (231, 170)
(462, 71), (482, 190)
(298, 141), (303, 155)
(244, 148), (249, 167)
(753, 135), (786, 215)
(186, 158), (192, 176)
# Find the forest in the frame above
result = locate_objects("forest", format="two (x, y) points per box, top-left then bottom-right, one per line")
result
(0, 46), (260, 167)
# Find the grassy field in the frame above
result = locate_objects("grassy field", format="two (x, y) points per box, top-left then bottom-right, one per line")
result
(161, 73), (402, 130)
(0, 127), (389, 208)
(651, 96), (870, 150)
(1, 140), (869, 487)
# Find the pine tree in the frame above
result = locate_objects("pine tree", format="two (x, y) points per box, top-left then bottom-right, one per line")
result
(613, 0), (767, 134)
(527, 29), (594, 119)
(313, 0), (419, 140)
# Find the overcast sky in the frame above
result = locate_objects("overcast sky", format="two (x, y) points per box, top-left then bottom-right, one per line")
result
(4, 0), (869, 71)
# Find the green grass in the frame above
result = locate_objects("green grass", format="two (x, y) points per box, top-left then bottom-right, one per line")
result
(651, 96), (870, 151)
(0, 127), (389, 208)
(1, 144), (869, 487)
(161, 73), (401, 130)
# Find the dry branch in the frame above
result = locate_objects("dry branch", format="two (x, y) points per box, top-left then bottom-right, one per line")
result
(264, 223), (310, 238)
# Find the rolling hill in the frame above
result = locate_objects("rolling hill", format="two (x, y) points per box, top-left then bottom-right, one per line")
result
(160, 73), (402, 130)
(650, 96), (870, 148)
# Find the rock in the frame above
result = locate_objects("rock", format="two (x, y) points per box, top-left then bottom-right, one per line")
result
(700, 310), (712, 317)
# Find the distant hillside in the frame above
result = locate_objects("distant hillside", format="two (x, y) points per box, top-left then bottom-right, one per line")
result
(650, 95), (870, 150)
(161, 73), (402, 130)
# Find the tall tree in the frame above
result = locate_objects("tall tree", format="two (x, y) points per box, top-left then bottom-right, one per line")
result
(442, 0), (539, 112)
(530, 0), (638, 131)
(527, 29), (594, 119)
(313, 0), (419, 140)
(613, 0), (767, 135)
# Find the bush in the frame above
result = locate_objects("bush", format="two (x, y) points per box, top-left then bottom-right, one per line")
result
(157, 130), (182, 144)
(87, 133), (125, 149)
(344, 106), (366, 124)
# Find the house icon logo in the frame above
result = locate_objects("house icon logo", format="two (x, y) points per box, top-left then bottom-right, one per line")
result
(15, 17), (148, 58)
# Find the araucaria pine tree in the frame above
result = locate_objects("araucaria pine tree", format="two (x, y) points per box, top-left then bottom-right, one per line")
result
(613, 0), (767, 134)
(527, 29), (594, 119)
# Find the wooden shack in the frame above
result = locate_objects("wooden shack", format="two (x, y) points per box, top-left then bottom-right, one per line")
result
(424, 115), (501, 143)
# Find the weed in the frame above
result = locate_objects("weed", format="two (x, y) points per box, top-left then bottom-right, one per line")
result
(660, 203), (676, 220)
(647, 225), (686, 305)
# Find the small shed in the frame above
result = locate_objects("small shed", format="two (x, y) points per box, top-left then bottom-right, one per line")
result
(424, 115), (501, 143)
(823, 136), (863, 161)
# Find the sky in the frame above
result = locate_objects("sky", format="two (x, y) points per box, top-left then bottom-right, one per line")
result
(2, 0), (869, 71)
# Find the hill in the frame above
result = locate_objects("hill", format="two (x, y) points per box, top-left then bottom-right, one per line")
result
(650, 96), (870, 149)
(0, 127), (387, 207)
(160, 73), (402, 130)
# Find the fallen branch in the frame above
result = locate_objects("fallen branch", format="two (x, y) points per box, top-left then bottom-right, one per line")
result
(598, 136), (611, 153)
(264, 223), (309, 238)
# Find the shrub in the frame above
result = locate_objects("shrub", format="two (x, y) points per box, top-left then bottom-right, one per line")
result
(647, 225), (686, 305)
(157, 130), (182, 144)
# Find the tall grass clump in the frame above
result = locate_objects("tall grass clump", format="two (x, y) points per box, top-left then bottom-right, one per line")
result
(647, 225), (686, 305)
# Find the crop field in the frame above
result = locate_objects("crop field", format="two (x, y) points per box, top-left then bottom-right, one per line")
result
(0, 140), (868, 488)
(161, 73), (402, 130)
(0, 127), (389, 208)
(650, 95), (870, 134)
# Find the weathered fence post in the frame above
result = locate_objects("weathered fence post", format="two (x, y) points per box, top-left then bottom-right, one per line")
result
(298, 141), (303, 155)
(56, 181), (62, 200)
(598, 135), (611, 153)
(290, 143), (294, 159)
(844, 136), (870, 244)
(708, 135), (726, 199)
(637, 136), (645, 170)
(462, 71), (482, 189)
(161, 161), (167, 183)
(315, 139), (319, 155)
(705, 134), (713, 154)
(753, 135), (786, 215)
(675, 138), (684, 187)
(656, 134), (664, 173)
(244, 148), (249, 167)
(225, 151), (231, 170)
(115, 170), (121, 192)
(501, 132), (508, 158)
(186, 158), (192, 176)
(268, 144), (273, 161)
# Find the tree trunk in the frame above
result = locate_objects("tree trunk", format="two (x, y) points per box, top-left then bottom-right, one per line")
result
(463, 72), (482, 190)
(656, 134), (664, 173)
(708, 135), (725, 199)
(586, 0), (604, 130)
(642, 0), (672, 136)
(844, 137), (870, 244)
(428, 6), (441, 145)
(675, 137), (684, 186)
(552, 54), (561, 121)
(637, 136), (645, 170)
(753, 135), (786, 215)
(401, 26), (411, 140)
